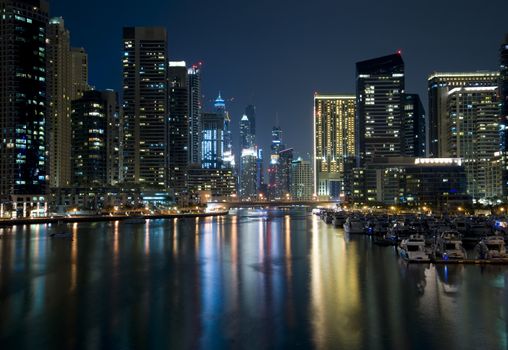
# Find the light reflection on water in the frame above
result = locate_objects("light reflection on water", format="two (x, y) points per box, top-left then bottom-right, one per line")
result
(0, 209), (507, 349)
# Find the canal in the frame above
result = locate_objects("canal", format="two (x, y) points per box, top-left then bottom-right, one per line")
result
(0, 208), (507, 349)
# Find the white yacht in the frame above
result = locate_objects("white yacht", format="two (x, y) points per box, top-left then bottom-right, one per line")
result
(398, 234), (430, 262)
(475, 236), (508, 260)
(434, 231), (466, 260)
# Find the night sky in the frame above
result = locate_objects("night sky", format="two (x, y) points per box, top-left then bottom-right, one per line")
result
(50, 0), (508, 160)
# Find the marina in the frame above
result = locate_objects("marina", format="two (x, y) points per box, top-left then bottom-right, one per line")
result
(318, 208), (508, 265)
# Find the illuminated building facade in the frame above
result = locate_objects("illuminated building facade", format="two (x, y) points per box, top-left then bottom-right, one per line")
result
(47, 17), (72, 188)
(313, 94), (356, 200)
(214, 93), (235, 168)
(0, 0), (49, 216)
(500, 35), (508, 200)
(239, 148), (258, 200)
(168, 61), (189, 196)
(427, 71), (499, 158)
(290, 159), (313, 200)
(356, 53), (405, 164)
(446, 86), (500, 202)
(201, 112), (224, 169)
(71, 90), (122, 187)
(188, 63), (202, 165)
(268, 125), (284, 199)
(122, 27), (168, 187)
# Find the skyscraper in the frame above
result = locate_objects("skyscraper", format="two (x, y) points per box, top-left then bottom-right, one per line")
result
(403, 94), (426, 157)
(313, 94), (356, 200)
(122, 27), (168, 187)
(168, 61), (189, 196)
(427, 72), (499, 157)
(188, 62), (202, 165)
(239, 114), (255, 149)
(70, 47), (90, 101)
(447, 86), (500, 201)
(215, 93), (234, 168)
(201, 112), (225, 169)
(356, 53), (405, 164)
(239, 148), (258, 200)
(290, 159), (313, 201)
(499, 35), (508, 200)
(71, 91), (108, 187)
(278, 148), (294, 199)
(71, 90), (121, 187)
(0, 0), (49, 215)
(245, 104), (256, 139)
(47, 17), (72, 188)
(268, 125), (284, 199)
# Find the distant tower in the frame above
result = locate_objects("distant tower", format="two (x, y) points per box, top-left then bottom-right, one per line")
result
(188, 62), (202, 165)
(215, 93), (234, 168)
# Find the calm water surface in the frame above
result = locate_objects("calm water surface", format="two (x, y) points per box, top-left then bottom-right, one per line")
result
(0, 209), (507, 349)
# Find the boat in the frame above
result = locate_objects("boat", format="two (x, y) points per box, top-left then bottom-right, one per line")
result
(398, 234), (431, 262)
(332, 212), (347, 228)
(344, 216), (365, 234)
(475, 235), (508, 260)
(433, 231), (467, 260)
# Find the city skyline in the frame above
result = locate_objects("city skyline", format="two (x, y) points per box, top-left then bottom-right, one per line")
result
(49, 0), (508, 157)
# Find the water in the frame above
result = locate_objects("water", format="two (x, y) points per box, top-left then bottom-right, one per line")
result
(0, 208), (507, 349)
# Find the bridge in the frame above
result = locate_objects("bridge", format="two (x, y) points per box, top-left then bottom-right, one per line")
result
(207, 200), (339, 210)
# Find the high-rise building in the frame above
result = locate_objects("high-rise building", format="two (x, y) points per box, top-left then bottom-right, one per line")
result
(214, 93), (234, 168)
(256, 148), (265, 195)
(71, 90), (122, 187)
(447, 86), (500, 201)
(356, 53), (405, 164)
(103, 90), (123, 186)
(0, 0), (49, 215)
(313, 94), (356, 200)
(290, 159), (313, 201)
(71, 91), (108, 186)
(168, 61), (189, 196)
(268, 125), (284, 199)
(428, 72), (499, 157)
(245, 104), (256, 140)
(188, 62), (202, 165)
(403, 94), (426, 157)
(499, 35), (508, 201)
(239, 114), (255, 149)
(47, 17), (72, 189)
(201, 112), (225, 169)
(278, 148), (294, 199)
(239, 148), (258, 200)
(70, 47), (90, 100)
(122, 27), (168, 187)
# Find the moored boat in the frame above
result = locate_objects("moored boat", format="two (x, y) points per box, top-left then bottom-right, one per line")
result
(398, 234), (430, 262)
(433, 231), (467, 261)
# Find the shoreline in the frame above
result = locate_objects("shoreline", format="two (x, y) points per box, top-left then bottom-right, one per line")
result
(0, 211), (230, 227)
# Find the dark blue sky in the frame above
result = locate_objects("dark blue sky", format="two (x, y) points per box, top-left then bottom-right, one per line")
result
(50, 0), (508, 159)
